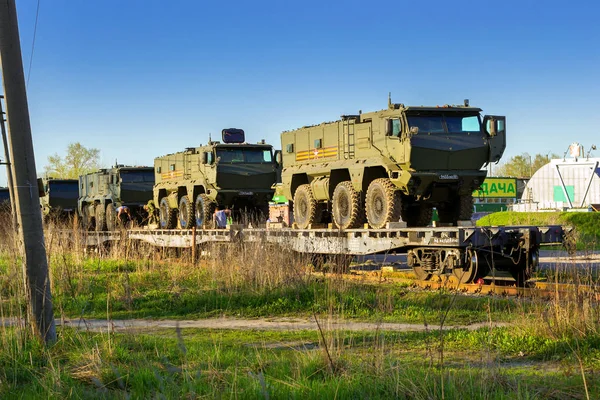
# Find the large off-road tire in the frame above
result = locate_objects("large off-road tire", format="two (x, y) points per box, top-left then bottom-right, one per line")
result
(178, 195), (195, 229)
(95, 204), (107, 232)
(365, 178), (402, 229)
(159, 197), (177, 229)
(331, 181), (363, 229)
(402, 201), (434, 227)
(438, 194), (474, 225)
(106, 203), (117, 231)
(293, 184), (318, 229)
(81, 205), (94, 231)
(195, 194), (215, 228)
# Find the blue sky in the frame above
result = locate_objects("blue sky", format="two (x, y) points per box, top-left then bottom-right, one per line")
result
(1, 0), (598, 185)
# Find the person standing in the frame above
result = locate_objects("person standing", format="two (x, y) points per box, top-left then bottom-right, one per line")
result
(143, 200), (158, 225)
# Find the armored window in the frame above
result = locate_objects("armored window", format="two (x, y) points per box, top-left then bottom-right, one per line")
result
(286, 143), (294, 153)
(90, 182), (94, 188)
(206, 152), (214, 164)
(314, 139), (322, 149)
(392, 119), (401, 137)
(170, 164), (175, 171)
(156, 166), (161, 173)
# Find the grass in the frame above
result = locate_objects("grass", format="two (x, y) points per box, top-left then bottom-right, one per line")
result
(1, 325), (599, 399)
(48, 261), (521, 324)
(0, 218), (598, 398)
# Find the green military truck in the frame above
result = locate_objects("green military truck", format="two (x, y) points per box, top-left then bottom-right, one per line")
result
(78, 165), (155, 231)
(0, 187), (10, 212)
(153, 128), (280, 229)
(39, 178), (79, 219)
(280, 98), (506, 229)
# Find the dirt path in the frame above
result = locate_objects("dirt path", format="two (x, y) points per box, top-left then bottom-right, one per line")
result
(52, 317), (508, 333)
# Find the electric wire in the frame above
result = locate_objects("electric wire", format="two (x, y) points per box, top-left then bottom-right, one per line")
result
(26, 0), (41, 87)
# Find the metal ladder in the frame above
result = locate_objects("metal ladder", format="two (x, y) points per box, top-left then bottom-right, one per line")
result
(343, 120), (355, 159)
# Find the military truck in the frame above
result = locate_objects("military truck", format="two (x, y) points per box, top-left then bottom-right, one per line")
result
(39, 178), (79, 219)
(78, 165), (155, 231)
(0, 187), (10, 212)
(280, 98), (506, 229)
(153, 128), (280, 229)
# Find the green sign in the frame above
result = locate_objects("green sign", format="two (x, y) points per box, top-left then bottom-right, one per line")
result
(474, 178), (517, 199)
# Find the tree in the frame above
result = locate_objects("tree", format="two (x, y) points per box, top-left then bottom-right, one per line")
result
(44, 142), (101, 179)
(493, 152), (559, 178)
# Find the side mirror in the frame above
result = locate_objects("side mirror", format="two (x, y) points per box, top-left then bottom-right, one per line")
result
(385, 119), (393, 136)
(489, 118), (497, 136)
(37, 178), (45, 197)
(410, 126), (419, 135)
(274, 150), (282, 166)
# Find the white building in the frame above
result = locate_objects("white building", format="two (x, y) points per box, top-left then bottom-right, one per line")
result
(513, 145), (599, 212)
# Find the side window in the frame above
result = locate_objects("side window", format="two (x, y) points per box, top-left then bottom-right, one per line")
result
(497, 119), (505, 134)
(207, 152), (214, 164)
(263, 150), (272, 162)
(286, 143), (294, 153)
(486, 118), (505, 135)
(392, 119), (401, 137)
(156, 166), (162, 173)
(170, 164), (176, 171)
(314, 139), (322, 149)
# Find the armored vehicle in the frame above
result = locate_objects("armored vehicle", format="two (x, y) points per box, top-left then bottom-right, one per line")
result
(280, 98), (506, 229)
(39, 178), (79, 219)
(78, 165), (155, 231)
(153, 128), (280, 229)
(0, 187), (10, 212)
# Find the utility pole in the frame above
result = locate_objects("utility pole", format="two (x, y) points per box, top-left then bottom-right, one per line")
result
(0, 95), (18, 229)
(0, 0), (56, 344)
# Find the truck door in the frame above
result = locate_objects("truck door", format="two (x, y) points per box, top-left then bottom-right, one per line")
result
(483, 115), (506, 163)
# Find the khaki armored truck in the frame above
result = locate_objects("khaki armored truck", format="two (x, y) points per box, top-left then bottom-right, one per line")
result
(153, 128), (280, 229)
(39, 178), (79, 219)
(78, 165), (155, 231)
(280, 99), (506, 229)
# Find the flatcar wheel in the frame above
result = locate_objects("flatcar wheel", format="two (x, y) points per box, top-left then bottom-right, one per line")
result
(408, 251), (432, 280)
(412, 265), (432, 281)
(454, 249), (478, 284)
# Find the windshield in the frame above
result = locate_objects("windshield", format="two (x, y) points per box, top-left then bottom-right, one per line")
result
(216, 148), (273, 163)
(407, 114), (481, 134)
(120, 170), (155, 183)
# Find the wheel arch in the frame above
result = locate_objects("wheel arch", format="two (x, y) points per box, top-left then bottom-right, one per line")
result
(361, 166), (388, 193)
(290, 173), (309, 199)
(328, 169), (351, 199)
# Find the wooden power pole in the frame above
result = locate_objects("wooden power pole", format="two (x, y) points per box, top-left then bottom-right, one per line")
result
(0, 0), (56, 344)
(0, 96), (18, 230)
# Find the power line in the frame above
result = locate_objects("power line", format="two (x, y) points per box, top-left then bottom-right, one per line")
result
(26, 0), (41, 87)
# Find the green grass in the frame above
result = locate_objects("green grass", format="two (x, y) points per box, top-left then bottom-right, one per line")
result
(1, 227), (599, 399)
(1, 325), (598, 399)
(41, 256), (523, 325)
